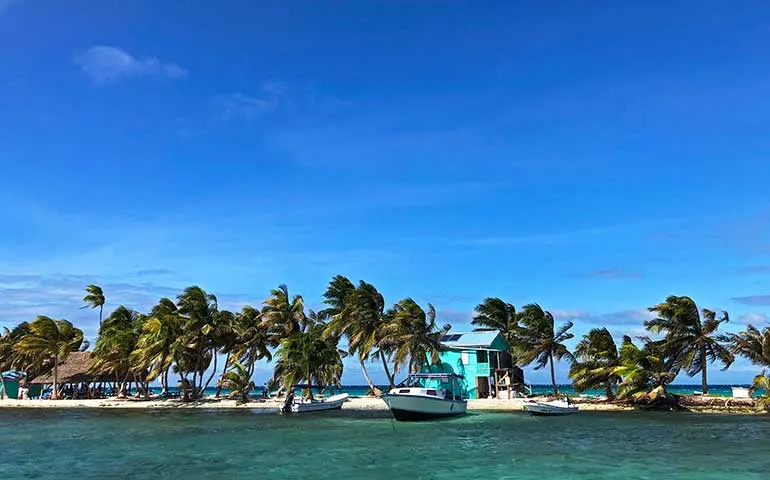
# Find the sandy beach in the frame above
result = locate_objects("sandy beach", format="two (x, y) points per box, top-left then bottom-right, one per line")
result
(0, 396), (639, 412)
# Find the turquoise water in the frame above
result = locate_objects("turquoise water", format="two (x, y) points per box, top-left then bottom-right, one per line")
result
(1, 409), (767, 479)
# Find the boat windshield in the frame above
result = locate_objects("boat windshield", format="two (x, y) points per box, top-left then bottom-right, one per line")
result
(398, 374), (464, 399)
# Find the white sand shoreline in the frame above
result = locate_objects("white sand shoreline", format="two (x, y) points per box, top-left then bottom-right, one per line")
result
(1, 395), (758, 413)
(0, 396), (630, 411)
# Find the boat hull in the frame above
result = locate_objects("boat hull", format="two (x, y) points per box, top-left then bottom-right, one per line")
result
(382, 394), (467, 421)
(525, 402), (578, 416)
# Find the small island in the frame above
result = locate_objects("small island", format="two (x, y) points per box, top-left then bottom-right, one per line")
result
(2, 278), (769, 414)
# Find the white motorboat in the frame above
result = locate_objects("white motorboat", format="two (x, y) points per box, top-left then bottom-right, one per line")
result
(290, 393), (349, 413)
(525, 397), (579, 416)
(382, 373), (467, 421)
(731, 387), (751, 398)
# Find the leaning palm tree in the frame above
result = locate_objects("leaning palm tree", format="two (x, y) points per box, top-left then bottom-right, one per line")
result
(472, 297), (519, 350)
(91, 306), (146, 396)
(322, 277), (390, 395)
(131, 298), (183, 393)
(568, 328), (621, 399)
(646, 296), (734, 394)
(262, 284), (306, 343)
(727, 324), (770, 368)
(14, 316), (83, 399)
(176, 286), (221, 398)
(228, 306), (272, 377)
(219, 362), (256, 403)
(382, 298), (450, 375)
(514, 304), (575, 395)
(274, 325), (344, 401)
(614, 336), (678, 400)
(82, 284), (106, 326)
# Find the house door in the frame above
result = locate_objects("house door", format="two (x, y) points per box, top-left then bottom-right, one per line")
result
(476, 376), (490, 399)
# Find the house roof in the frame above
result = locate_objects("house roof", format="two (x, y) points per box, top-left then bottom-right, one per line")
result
(30, 352), (107, 384)
(440, 330), (509, 351)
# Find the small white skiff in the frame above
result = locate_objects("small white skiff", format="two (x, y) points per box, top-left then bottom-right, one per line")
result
(525, 398), (579, 416)
(290, 393), (349, 413)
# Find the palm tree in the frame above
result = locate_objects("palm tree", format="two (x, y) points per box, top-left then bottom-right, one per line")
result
(751, 371), (770, 410)
(646, 296), (734, 394)
(229, 306), (272, 377)
(514, 304), (574, 395)
(382, 298), (450, 375)
(472, 297), (519, 349)
(614, 336), (678, 400)
(82, 284), (106, 326)
(728, 324), (770, 368)
(568, 328), (621, 399)
(131, 298), (183, 393)
(262, 284), (306, 342)
(14, 316), (83, 399)
(219, 362), (256, 403)
(0, 327), (18, 399)
(274, 324), (344, 401)
(322, 276), (389, 395)
(91, 306), (147, 396)
(176, 286), (220, 398)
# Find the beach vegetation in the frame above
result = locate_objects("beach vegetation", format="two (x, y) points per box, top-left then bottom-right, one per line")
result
(568, 327), (621, 400)
(382, 298), (450, 375)
(614, 336), (678, 401)
(81, 284), (106, 326)
(646, 296), (733, 395)
(14, 316), (83, 399)
(512, 304), (574, 394)
(472, 297), (520, 358)
(219, 362), (256, 403)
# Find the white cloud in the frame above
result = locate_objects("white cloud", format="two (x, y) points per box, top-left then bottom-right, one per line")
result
(73, 46), (187, 84)
(218, 81), (288, 119)
(219, 93), (277, 119)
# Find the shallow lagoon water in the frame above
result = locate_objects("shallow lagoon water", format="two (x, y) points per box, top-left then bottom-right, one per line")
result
(1, 408), (767, 479)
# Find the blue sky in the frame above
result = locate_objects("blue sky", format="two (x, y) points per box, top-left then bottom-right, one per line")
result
(1, 0), (770, 385)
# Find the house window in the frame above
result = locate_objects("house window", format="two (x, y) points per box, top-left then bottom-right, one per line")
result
(461, 351), (470, 365)
(476, 350), (488, 363)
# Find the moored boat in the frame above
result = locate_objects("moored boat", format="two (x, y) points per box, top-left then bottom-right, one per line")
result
(382, 373), (467, 421)
(525, 397), (579, 416)
(290, 393), (349, 413)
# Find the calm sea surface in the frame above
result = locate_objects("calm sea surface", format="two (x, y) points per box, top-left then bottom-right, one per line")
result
(1, 408), (768, 479)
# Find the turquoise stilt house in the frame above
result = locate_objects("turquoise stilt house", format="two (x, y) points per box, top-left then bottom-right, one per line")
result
(427, 330), (524, 399)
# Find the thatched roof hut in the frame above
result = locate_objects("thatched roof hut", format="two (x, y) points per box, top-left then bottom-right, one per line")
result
(30, 352), (107, 385)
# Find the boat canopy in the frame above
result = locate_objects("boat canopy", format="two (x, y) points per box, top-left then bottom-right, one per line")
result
(407, 373), (464, 379)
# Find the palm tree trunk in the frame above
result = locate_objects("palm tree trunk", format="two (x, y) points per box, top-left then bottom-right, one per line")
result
(380, 355), (395, 389)
(215, 353), (230, 397)
(99, 304), (103, 326)
(52, 354), (59, 400)
(549, 351), (558, 395)
(0, 376), (6, 400)
(701, 346), (708, 394)
(201, 349), (219, 397)
(359, 357), (382, 397)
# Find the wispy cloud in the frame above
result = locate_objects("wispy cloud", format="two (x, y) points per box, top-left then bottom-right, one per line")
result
(575, 268), (644, 279)
(551, 308), (656, 326)
(737, 312), (769, 326)
(735, 265), (770, 274)
(218, 81), (287, 119)
(731, 295), (770, 306)
(73, 46), (187, 84)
